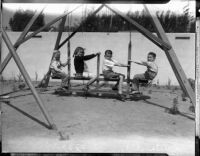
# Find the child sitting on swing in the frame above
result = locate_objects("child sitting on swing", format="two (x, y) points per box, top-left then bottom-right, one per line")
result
(130, 52), (158, 94)
(50, 50), (70, 89)
(73, 46), (101, 90)
(102, 50), (129, 99)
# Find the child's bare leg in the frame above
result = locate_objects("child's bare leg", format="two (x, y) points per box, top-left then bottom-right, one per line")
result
(131, 79), (139, 91)
(131, 74), (145, 92)
(60, 73), (69, 88)
(118, 75), (124, 94)
(86, 76), (97, 88)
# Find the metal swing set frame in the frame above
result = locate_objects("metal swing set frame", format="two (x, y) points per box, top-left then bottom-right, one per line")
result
(0, 2), (196, 140)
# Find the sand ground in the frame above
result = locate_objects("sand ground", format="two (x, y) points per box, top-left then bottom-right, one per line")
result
(0, 82), (195, 155)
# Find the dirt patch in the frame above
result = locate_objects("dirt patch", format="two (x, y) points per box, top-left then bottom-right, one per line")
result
(1, 82), (195, 155)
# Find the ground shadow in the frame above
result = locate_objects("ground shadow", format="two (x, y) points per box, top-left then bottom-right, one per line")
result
(143, 100), (194, 121)
(53, 89), (151, 102)
(2, 101), (52, 129)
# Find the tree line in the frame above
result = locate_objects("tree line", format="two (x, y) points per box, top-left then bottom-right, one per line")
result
(9, 9), (195, 33)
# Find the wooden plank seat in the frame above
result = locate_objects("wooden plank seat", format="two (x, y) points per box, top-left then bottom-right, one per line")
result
(52, 73), (128, 82)
(51, 73), (91, 80)
(71, 76), (90, 80)
(99, 74), (121, 81)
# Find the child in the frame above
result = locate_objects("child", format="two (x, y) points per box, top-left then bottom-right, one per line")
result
(73, 46), (100, 89)
(50, 50), (70, 89)
(102, 50), (128, 98)
(131, 52), (158, 94)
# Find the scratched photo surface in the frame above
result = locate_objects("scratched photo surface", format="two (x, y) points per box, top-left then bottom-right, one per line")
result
(0, 0), (196, 155)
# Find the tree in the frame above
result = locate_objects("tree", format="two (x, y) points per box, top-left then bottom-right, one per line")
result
(9, 9), (46, 31)
(77, 9), (194, 33)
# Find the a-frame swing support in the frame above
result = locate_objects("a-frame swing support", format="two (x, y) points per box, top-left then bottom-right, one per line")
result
(143, 5), (195, 107)
(0, 3), (196, 141)
(104, 4), (195, 108)
(1, 28), (65, 139)
(0, 4), (105, 140)
(1, 8), (66, 140)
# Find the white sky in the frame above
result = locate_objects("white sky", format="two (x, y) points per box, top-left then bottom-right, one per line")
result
(3, 0), (195, 16)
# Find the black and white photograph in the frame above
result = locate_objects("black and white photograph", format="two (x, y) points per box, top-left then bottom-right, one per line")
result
(0, 0), (198, 155)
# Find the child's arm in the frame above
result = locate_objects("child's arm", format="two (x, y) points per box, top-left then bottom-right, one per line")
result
(61, 58), (70, 67)
(83, 52), (101, 61)
(131, 60), (148, 66)
(51, 60), (62, 72)
(115, 62), (129, 67)
(113, 60), (129, 67)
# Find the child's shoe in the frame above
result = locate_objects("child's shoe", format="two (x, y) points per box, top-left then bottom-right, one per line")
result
(112, 85), (118, 91)
(130, 90), (140, 95)
(83, 85), (89, 91)
(61, 86), (69, 90)
(117, 94), (126, 102)
(82, 85), (89, 99)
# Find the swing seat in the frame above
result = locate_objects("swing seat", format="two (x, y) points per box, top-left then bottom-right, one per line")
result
(73, 76), (90, 80)
(99, 74), (120, 81)
(72, 73), (90, 80)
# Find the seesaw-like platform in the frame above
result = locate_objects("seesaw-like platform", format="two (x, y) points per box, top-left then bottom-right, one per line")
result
(53, 88), (151, 101)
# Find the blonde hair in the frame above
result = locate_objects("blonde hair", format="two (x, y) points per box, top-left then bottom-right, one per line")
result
(53, 50), (60, 59)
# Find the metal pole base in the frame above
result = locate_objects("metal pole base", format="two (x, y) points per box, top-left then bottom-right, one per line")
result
(51, 124), (69, 141)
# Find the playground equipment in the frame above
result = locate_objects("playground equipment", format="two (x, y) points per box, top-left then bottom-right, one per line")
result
(195, 10), (200, 156)
(0, 3), (196, 140)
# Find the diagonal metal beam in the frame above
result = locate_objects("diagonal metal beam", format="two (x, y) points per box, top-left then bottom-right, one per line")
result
(144, 4), (195, 106)
(58, 4), (105, 49)
(104, 4), (171, 51)
(54, 16), (67, 50)
(2, 28), (54, 127)
(0, 5), (81, 74)
(2, 28), (64, 139)
(0, 7), (45, 74)
(17, 5), (82, 46)
(16, 7), (46, 45)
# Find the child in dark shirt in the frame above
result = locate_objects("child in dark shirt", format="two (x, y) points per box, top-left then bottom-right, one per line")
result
(73, 46), (100, 89)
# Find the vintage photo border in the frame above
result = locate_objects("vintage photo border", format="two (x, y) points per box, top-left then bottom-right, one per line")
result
(0, 0), (199, 155)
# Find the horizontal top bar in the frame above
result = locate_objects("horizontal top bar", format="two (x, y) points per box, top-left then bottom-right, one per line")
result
(3, 0), (170, 4)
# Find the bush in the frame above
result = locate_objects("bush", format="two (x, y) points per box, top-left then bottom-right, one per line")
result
(9, 9), (46, 31)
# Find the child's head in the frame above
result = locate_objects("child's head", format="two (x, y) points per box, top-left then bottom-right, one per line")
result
(54, 50), (61, 60)
(147, 52), (156, 62)
(73, 47), (85, 57)
(104, 50), (113, 60)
